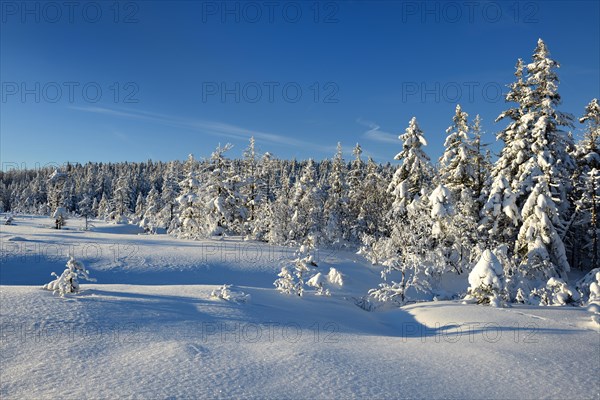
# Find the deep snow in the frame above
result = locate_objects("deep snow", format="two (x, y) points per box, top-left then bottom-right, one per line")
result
(1, 215), (599, 399)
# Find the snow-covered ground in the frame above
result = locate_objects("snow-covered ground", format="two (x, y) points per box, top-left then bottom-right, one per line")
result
(1, 216), (599, 399)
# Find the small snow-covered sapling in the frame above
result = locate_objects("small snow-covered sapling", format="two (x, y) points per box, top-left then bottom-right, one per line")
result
(42, 255), (96, 297)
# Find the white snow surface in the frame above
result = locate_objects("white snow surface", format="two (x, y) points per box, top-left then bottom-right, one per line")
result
(1, 216), (599, 399)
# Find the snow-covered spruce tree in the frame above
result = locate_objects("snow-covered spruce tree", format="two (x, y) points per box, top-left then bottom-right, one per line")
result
(483, 40), (574, 261)
(514, 177), (570, 289)
(0, 188), (5, 213)
(91, 197), (99, 218)
(578, 98), (600, 159)
(439, 104), (477, 195)
(289, 159), (324, 244)
(479, 172), (520, 248)
(77, 190), (95, 230)
(523, 39), (575, 220)
(197, 144), (247, 236)
(576, 169), (600, 268)
(429, 185), (454, 241)
(480, 59), (530, 248)
(428, 184), (476, 275)
(263, 166), (293, 244)
(159, 161), (180, 230)
(362, 118), (438, 304)
(499, 40), (576, 295)
(347, 143), (365, 241)
(355, 157), (390, 240)
(139, 186), (162, 234)
(30, 171), (48, 213)
(96, 192), (110, 220)
(438, 105), (483, 273)
(465, 249), (507, 307)
(52, 206), (68, 229)
(450, 187), (482, 272)
(471, 114), (492, 203)
(227, 160), (248, 234)
(62, 177), (78, 214)
(387, 117), (434, 218)
(240, 137), (264, 238)
(43, 255), (96, 297)
(110, 173), (133, 223)
(257, 152), (277, 204)
(250, 152), (279, 241)
(90, 166), (106, 209)
(19, 184), (35, 214)
(347, 143), (365, 200)
(324, 142), (350, 244)
(172, 154), (203, 239)
(134, 192), (145, 221)
(47, 169), (68, 213)
(570, 99), (600, 269)
(317, 158), (330, 189)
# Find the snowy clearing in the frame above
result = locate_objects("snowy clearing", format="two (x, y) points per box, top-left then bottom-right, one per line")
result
(1, 216), (598, 399)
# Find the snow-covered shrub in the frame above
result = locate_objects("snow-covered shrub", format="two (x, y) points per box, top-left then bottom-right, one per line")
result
(52, 207), (67, 229)
(525, 287), (550, 305)
(274, 266), (297, 295)
(274, 241), (318, 297)
(352, 295), (378, 311)
(367, 260), (434, 307)
(327, 268), (344, 286)
(108, 213), (130, 225)
(525, 278), (579, 306)
(210, 284), (250, 303)
(588, 281), (599, 304)
(307, 273), (330, 296)
(306, 267), (344, 296)
(4, 214), (14, 225)
(515, 288), (528, 304)
(369, 281), (408, 306)
(464, 250), (507, 307)
(42, 256), (96, 297)
(363, 198), (438, 306)
(546, 278), (579, 305)
(139, 216), (157, 234)
(365, 236), (435, 306)
(576, 268), (600, 304)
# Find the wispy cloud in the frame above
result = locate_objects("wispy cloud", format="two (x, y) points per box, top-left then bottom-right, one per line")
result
(356, 118), (399, 144)
(112, 130), (132, 145)
(70, 106), (336, 155)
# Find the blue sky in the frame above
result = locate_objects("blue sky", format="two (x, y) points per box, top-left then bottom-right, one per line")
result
(1, 0), (599, 168)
